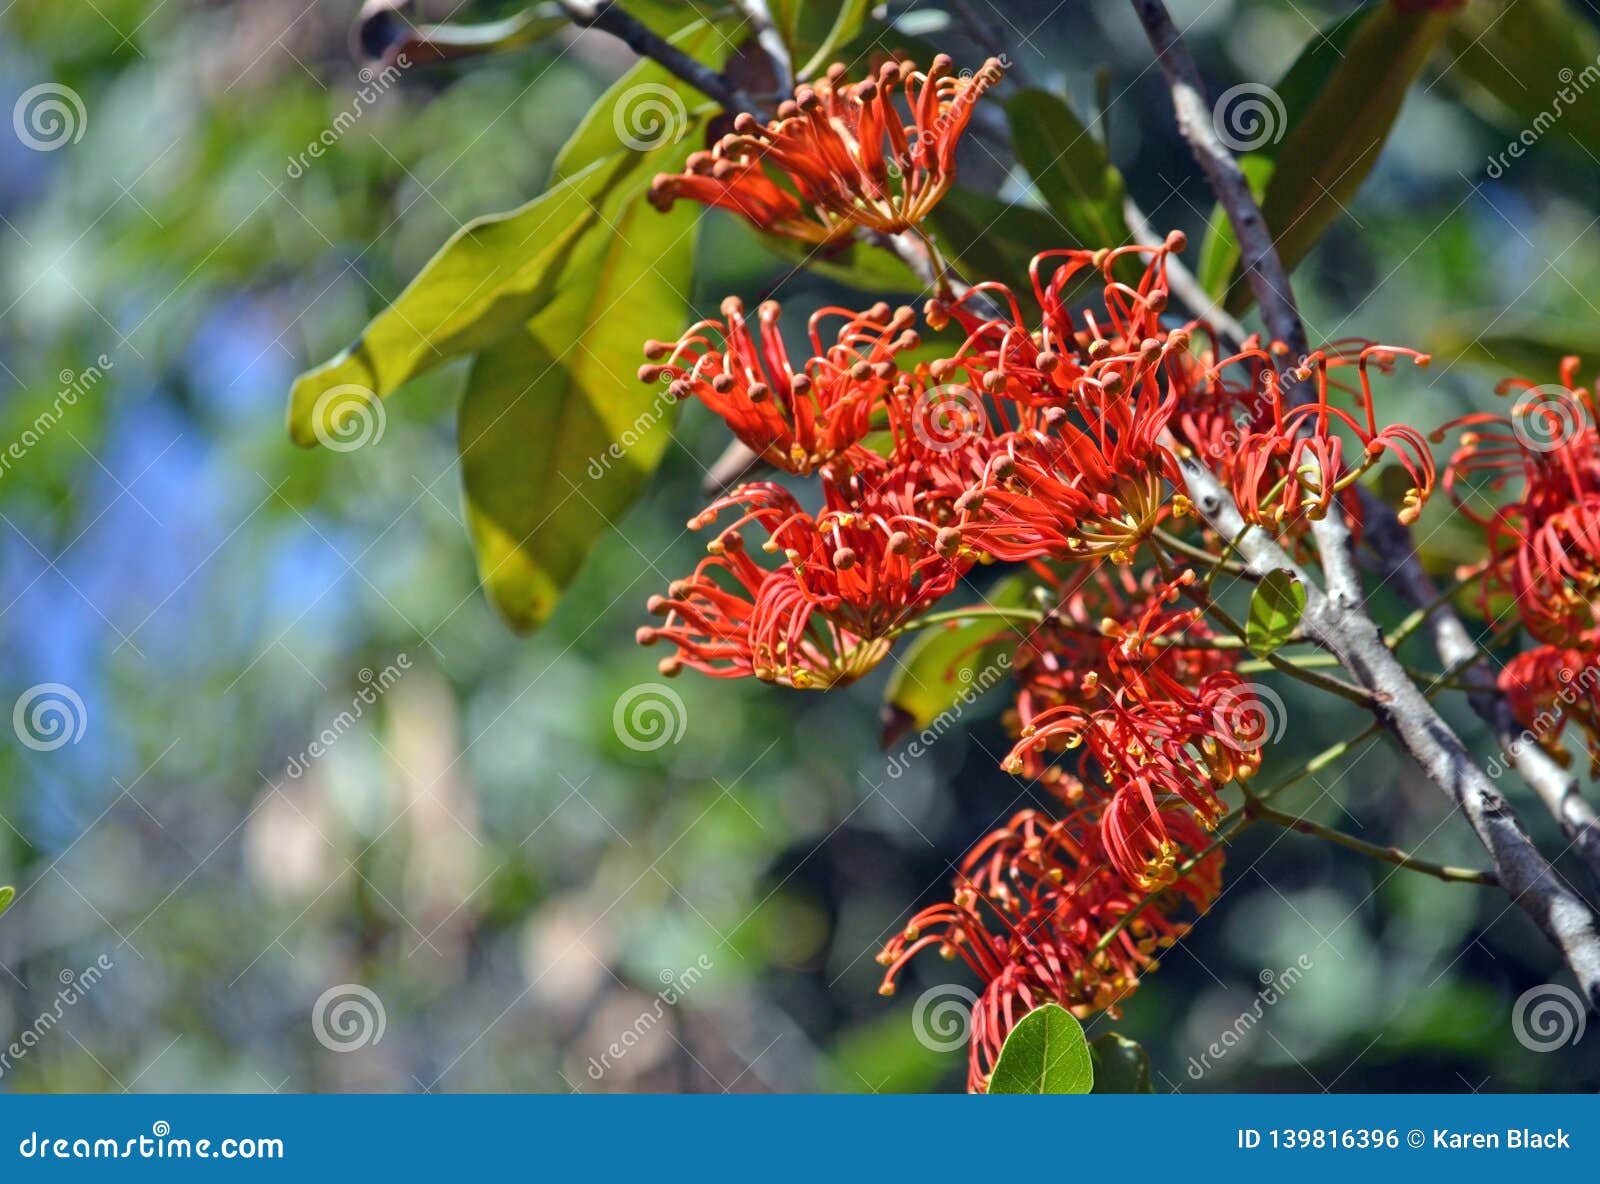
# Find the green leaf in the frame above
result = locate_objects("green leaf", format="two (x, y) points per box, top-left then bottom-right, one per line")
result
(287, 20), (726, 446)
(1089, 1032), (1155, 1093)
(1247, 569), (1306, 657)
(1429, 318), (1600, 381)
(288, 152), (636, 445)
(1442, 0), (1600, 167)
(881, 577), (1027, 748)
(551, 19), (727, 181)
(1199, 5), (1455, 313)
(757, 231), (924, 294)
(0, 885), (13, 919)
(795, 0), (873, 81)
(1005, 89), (1129, 251)
(291, 19), (735, 628)
(929, 188), (1080, 288)
(460, 176), (699, 631)
(356, 2), (568, 68)
(986, 1003), (1094, 1094)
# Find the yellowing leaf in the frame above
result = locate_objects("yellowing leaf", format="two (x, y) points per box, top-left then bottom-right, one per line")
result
(459, 172), (700, 631)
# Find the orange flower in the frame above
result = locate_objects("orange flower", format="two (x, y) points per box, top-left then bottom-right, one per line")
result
(641, 297), (920, 476)
(1441, 357), (1600, 645)
(1178, 342), (1435, 531)
(649, 56), (1004, 244)
(1500, 638), (1600, 777)
(876, 804), (1221, 1091)
(1003, 681), (1260, 887)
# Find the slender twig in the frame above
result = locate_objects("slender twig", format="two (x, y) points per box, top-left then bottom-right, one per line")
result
(1247, 801), (1498, 887)
(1386, 562), (1488, 650)
(1090, 721), (1384, 961)
(884, 605), (1045, 639)
(557, 0), (761, 112)
(1131, 0), (1600, 1003)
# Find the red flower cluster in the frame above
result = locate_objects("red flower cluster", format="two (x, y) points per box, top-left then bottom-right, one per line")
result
(1441, 357), (1600, 770)
(640, 297), (920, 476)
(636, 59), (1442, 1088)
(1174, 340), (1436, 534)
(875, 803), (1222, 1091)
(1004, 605), (1264, 888)
(650, 56), (1005, 245)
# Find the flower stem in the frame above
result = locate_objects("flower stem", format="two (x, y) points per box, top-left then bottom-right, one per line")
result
(883, 605), (1044, 639)
(1245, 802), (1498, 886)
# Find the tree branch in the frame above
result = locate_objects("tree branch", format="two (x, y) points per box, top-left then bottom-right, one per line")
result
(731, 0), (791, 94)
(1247, 800), (1499, 887)
(1131, 0), (1600, 1004)
(557, 0), (760, 112)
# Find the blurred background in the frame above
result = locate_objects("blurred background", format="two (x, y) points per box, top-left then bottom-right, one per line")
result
(2, 0), (1599, 1093)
